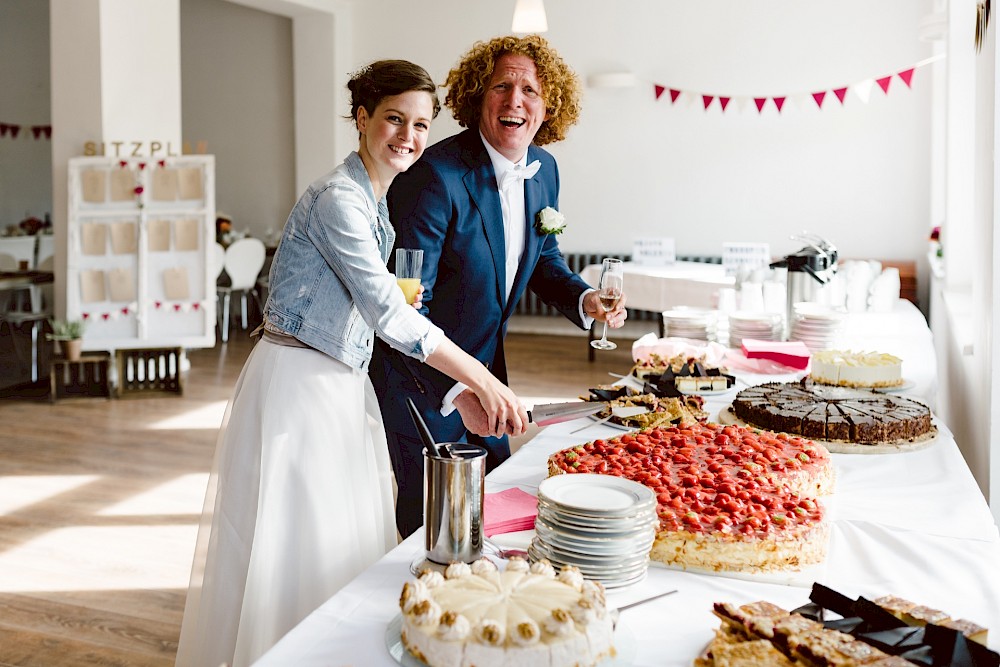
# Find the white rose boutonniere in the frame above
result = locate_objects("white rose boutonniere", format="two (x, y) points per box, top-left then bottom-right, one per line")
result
(536, 207), (567, 235)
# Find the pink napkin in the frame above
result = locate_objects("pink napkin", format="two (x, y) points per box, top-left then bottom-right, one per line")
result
(741, 339), (811, 371)
(483, 487), (538, 537)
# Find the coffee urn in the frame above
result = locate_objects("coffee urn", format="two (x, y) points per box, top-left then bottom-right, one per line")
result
(770, 233), (838, 331)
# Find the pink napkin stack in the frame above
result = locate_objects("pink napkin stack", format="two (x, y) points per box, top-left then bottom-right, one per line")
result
(741, 338), (812, 370)
(483, 487), (538, 537)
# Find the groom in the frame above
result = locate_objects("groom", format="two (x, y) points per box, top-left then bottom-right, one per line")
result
(369, 35), (627, 538)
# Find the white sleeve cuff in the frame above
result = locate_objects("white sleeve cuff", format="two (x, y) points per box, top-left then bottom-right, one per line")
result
(579, 288), (595, 328)
(441, 382), (469, 416)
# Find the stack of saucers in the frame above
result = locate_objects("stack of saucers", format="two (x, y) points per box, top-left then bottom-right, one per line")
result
(662, 308), (718, 341)
(728, 311), (783, 347)
(529, 474), (657, 588)
(789, 302), (845, 351)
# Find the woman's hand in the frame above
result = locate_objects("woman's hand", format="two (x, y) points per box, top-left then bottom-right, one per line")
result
(454, 379), (528, 439)
(411, 284), (425, 309)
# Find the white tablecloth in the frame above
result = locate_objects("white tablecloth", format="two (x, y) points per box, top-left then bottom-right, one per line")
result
(580, 261), (733, 313)
(256, 303), (999, 666)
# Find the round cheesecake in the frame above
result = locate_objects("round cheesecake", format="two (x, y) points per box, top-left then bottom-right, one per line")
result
(400, 558), (615, 667)
(810, 349), (903, 389)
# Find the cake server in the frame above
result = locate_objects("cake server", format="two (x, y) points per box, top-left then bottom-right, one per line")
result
(527, 401), (605, 427)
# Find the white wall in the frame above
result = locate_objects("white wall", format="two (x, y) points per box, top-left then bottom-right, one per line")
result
(180, 0), (296, 241)
(0, 0), (52, 229)
(350, 0), (934, 305)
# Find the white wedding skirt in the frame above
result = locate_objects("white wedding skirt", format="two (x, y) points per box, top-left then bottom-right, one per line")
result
(175, 339), (397, 667)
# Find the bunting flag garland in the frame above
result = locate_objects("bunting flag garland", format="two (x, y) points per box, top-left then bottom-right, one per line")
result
(0, 123), (51, 139)
(650, 55), (943, 114)
(81, 299), (210, 322)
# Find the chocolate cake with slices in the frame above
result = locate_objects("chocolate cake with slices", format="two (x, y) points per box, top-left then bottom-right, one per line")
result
(731, 380), (932, 445)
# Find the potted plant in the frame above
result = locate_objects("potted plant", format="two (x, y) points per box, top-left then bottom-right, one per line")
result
(47, 319), (85, 362)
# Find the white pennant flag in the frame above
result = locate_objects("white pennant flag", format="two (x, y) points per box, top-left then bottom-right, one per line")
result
(853, 79), (875, 104)
(789, 93), (812, 112)
(733, 96), (753, 113)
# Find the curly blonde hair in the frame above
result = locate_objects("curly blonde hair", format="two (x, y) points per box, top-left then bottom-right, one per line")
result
(444, 35), (582, 146)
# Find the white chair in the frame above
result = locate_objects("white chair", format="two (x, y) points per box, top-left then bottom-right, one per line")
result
(0, 237), (37, 269)
(219, 238), (265, 342)
(36, 234), (55, 268)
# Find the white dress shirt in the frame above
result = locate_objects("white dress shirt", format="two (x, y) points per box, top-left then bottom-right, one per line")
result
(440, 135), (593, 416)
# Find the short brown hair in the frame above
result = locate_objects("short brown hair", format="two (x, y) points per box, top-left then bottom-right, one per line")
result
(347, 60), (441, 125)
(444, 35), (581, 146)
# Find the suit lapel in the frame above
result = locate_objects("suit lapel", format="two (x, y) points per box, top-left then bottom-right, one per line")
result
(460, 133), (507, 310)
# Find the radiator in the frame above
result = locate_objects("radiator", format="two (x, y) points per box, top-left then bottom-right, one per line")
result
(514, 254), (722, 319)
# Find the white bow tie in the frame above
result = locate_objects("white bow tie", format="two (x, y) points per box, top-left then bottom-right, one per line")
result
(499, 160), (541, 192)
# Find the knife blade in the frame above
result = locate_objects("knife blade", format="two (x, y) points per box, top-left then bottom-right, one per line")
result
(527, 401), (605, 427)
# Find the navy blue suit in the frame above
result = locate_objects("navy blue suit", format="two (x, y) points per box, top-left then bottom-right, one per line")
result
(369, 129), (591, 538)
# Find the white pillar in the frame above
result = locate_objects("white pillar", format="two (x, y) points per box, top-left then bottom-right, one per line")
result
(50, 0), (181, 317)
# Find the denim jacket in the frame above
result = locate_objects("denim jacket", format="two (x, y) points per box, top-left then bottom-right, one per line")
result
(264, 152), (443, 371)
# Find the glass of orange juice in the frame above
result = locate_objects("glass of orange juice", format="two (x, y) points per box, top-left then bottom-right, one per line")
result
(395, 248), (423, 304)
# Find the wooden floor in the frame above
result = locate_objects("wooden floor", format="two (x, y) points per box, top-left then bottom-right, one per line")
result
(0, 325), (634, 665)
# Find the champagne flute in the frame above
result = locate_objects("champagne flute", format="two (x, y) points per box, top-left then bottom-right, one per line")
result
(590, 258), (623, 351)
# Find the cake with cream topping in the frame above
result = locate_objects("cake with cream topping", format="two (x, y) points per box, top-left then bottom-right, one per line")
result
(399, 558), (615, 667)
(810, 349), (903, 389)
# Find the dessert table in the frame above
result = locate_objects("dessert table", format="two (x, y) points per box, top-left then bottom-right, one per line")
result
(256, 302), (999, 666)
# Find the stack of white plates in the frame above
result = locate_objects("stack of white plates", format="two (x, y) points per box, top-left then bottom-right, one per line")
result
(789, 302), (845, 351)
(662, 308), (718, 341)
(728, 311), (783, 347)
(529, 474), (657, 588)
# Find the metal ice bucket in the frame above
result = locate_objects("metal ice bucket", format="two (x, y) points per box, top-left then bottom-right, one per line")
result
(423, 443), (487, 564)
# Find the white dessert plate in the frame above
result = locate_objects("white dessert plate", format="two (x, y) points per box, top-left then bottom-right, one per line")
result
(677, 384), (736, 396)
(386, 613), (638, 665)
(873, 378), (917, 393)
(538, 474), (654, 514)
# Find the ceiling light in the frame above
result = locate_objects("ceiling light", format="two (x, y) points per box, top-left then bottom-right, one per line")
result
(512, 0), (548, 34)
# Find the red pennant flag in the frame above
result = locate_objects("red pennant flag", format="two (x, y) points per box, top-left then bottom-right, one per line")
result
(702, 95), (714, 110)
(119, 160), (128, 168)
(138, 162), (147, 170)
(155, 301), (162, 309)
(719, 97), (731, 111)
(812, 91), (827, 108)
(773, 97), (786, 112)
(833, 87), (848, 104)
(102, 313), (110, 321)
(82, 312), (90, 320)
(43, 126), (52, 139)
(754, 97), (767, 113)
(158, 159), (166, 168)
(898, 68), (915, 88)
(192, 302), (201, 311)
(8, 125), (20, 138)
(31, 126), (43, 139)
(654, 84), (666, 100)
(876, 76), (892, 94)
(669, 89), (682, 103)
(174, 304), (182, 312)
(0, 123), (7, 137)
(122, 307), (130, 315)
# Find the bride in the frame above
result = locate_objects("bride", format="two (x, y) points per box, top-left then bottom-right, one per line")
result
(175, 59), (528, 667)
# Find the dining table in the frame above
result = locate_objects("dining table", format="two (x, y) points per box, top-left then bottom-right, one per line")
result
(256, 300), (1000, 666)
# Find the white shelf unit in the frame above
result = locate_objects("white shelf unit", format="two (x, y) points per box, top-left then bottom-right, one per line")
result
(67, 155), (217, 352)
